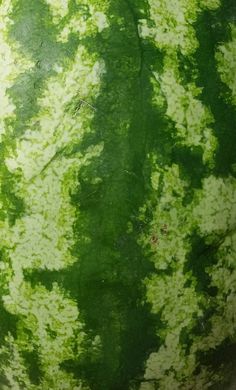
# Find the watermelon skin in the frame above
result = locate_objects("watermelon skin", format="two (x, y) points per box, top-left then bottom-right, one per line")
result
(0, 0), (235, 389)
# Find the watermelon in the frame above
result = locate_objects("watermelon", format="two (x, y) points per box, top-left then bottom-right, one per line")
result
(0, 0), (235, 389)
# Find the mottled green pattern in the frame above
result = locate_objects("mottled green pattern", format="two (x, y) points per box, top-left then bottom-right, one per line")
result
(0, 0), (235, 389)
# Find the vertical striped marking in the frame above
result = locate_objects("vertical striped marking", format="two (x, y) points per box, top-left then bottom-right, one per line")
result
(137, 1), (236, 388)
(216, 23), (236, 105)
(156, 55), (217, 164)
(191, 175), (236, 350)
(139, 0), (220, 166)
(0, 334), (37, 390)
(139, 163), (203, 387)
(0, 10), (105, 385)
(0, 0), (33, 141)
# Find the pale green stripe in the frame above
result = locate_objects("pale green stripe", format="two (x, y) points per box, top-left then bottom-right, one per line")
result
(139, 0), (220, 166)
(139, 163), (202, 385)
(137, 1), (236, 388)
(157, 54), (217, 164)
(0, 5), (105, 388)
(140, 169), (236, 388)
(0, 0), (33, 142)
(216, 23), (236, 106)
(139, 0), (220, 55)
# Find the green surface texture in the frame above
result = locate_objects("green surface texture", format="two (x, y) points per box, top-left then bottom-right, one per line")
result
(0, 0), (236, 389)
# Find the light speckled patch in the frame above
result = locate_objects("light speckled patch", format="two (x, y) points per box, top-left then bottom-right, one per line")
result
(189, 176), (236, 353)
(2, 45), (104, 277)
(158, 55), (217, 164)
(139, 162), (205, 388)
(58, 1), (109, 42)
(0, 0), (33, 141)
(0, 8), (105, 387)
(141, 1), (220, 166)
(0, 334), (37, 390)
(140, 165), (236, 388)
(5, 45), (105, 180)
(216, 24), (236, 105)
(44, 0), (69, 22)
(139, 164), (192, 270)
(194, 175), (236, 238)
(139, 0), (220, 55)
